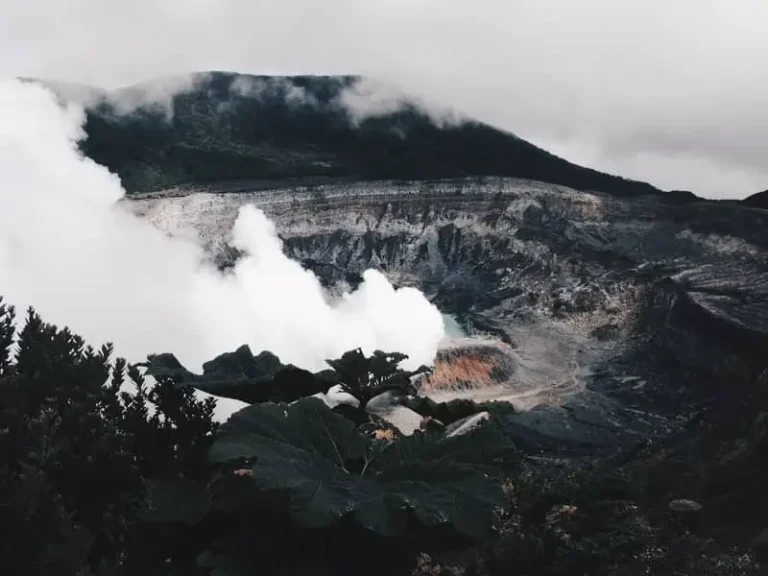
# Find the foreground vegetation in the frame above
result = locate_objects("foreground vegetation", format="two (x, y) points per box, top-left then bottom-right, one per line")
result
(0, 295), (763, 575)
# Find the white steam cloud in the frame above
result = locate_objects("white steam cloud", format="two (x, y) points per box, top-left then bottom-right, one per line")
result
(0, 78), (445, 419)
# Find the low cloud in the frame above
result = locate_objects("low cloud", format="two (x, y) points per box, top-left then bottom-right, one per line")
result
(338, 77), (465, 128)
(229, 75), (320, 108)
(32, 73), (211, 120)
(227, 74), (464, 128)
(106, 72), (212, 119)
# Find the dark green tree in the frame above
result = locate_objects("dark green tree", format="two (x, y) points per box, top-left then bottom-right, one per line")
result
(0, 300), (219, 575)
(326, 348), (430, 410)
(0, 304), (143, 574)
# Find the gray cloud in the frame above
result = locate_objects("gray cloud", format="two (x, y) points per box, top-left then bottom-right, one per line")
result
(106, 73), (212, 119)
(339, 77), (466, 127)
(229, 75), (320, 108)
(36, 73), (211, 120)
(1, 0), (766, 198)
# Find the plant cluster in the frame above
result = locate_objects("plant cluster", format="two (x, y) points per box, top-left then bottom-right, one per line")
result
(0, 296), (519, 575)
(0, 297), (217, 575)
(1, 295), (762, 575)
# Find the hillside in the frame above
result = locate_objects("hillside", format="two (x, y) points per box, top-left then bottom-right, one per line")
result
(67, 72), (671, 198)
(743, 189), (768, 209)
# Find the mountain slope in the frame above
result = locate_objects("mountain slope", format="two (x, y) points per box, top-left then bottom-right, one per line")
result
(743, 189), (768, 209)
(70, 71), (672, 198)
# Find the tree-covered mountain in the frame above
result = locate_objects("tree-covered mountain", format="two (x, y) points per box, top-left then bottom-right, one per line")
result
(66, 72), (670, 198)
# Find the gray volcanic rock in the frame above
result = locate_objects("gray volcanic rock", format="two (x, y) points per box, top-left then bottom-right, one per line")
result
(125, 176), (768, 459)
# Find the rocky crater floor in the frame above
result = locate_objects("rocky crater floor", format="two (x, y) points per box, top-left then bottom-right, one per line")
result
(127, 177), (768, 463)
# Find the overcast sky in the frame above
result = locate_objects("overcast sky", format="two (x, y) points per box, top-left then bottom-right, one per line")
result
(2, 0), (766, 199)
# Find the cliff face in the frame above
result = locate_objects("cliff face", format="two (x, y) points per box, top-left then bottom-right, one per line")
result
(126, 177), (768, 453)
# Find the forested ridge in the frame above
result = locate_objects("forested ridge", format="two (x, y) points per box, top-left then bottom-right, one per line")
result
(1, 294), (764, 575)
(75, 72), (672, 200)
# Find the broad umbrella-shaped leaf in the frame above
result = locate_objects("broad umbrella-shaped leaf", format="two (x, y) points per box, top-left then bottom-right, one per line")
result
(143, 478), (209, 524)
(142, 345), (339, 404)
(209, 398), (517, 539)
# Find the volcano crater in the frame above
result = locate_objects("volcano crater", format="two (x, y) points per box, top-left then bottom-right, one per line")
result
(127, 176), (768, 458)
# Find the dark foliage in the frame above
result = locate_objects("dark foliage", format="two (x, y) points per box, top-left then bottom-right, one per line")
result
(0, 303), (142, 574)
(76, 73), (671, 200)
(403, 396), (516, 427)
(742, 189), (768, 209)
(144, 345), (430, 411)
(142, 345), (339, 405)
(208, 397), (515, 538)
(474, 456), (765, 576)
(326, 347), (431, 408)
(0, 296), (525, 575)
(1, 295), (763, 575)
(0, 299), (218, 575)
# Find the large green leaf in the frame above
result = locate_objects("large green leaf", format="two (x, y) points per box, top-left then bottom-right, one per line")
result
(209, 398), (516, 539)
(141, 345), (339, 404)
(143, 478), (209, 524)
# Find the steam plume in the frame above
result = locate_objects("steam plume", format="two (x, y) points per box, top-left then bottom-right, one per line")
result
(0, 78), (445, 418)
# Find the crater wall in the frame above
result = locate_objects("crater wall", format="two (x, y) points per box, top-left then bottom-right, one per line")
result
(126, 177), (768, 449)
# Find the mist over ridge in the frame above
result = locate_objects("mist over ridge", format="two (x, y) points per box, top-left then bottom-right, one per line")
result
(35, 72), (679, 201)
